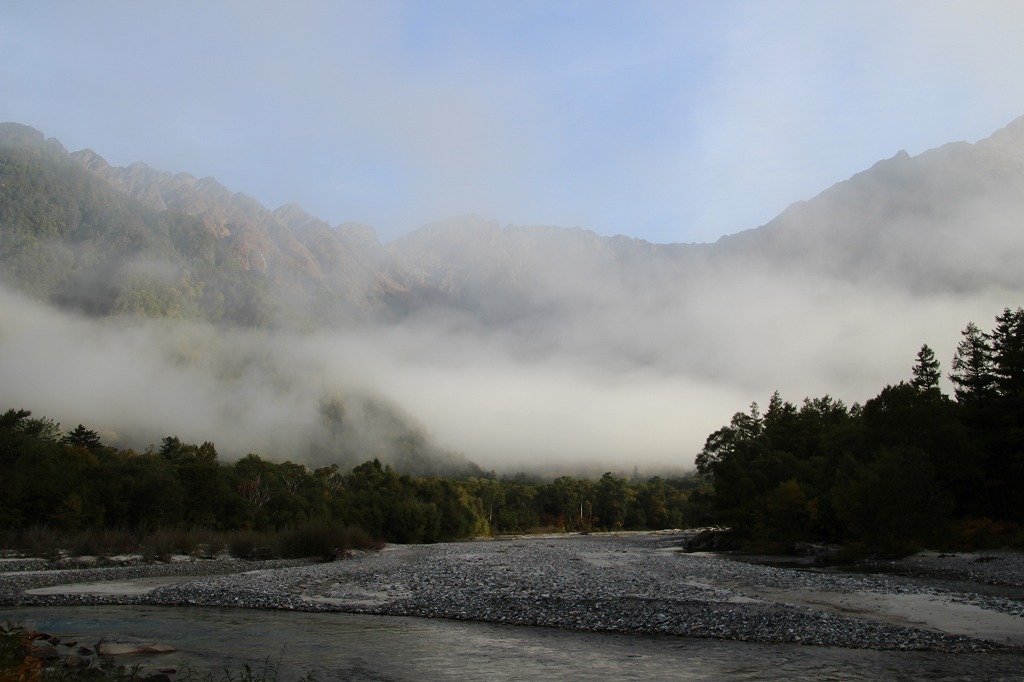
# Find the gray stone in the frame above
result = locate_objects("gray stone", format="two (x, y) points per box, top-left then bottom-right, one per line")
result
(95, 638), (176, 656)
(65, 653), (94, 668)
(28, 639), (59, 660)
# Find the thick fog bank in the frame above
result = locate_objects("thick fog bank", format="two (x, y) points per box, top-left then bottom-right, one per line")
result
(1, 271), (1017, 473)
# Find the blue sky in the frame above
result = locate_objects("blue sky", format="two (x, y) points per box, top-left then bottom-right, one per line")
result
(4, 1), (1024, 244)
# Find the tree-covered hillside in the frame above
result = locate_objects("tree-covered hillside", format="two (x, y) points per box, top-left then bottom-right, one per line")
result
(0, 123), (274, 326)
(9, 116), (1024, 336)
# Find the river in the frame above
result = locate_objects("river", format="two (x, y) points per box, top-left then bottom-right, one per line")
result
(3, 606), (1023, 681)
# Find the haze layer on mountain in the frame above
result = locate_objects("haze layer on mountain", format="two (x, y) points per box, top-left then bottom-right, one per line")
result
(1, 118), (1023, 474)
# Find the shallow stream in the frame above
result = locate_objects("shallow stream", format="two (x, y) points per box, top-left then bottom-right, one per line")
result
(4, 605), (1023, 681)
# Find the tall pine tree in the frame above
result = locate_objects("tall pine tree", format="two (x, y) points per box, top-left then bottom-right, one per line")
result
(990, 307), (1024, 399)
(911, 344), (941, 392)
(949, 322), (995, 404)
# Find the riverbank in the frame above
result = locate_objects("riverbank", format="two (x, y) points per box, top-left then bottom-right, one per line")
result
(2, 533), (1022, 653)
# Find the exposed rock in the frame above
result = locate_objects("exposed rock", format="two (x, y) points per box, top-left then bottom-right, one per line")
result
(95, 638), (176, 656)
(65, 653), (94, 668)
(137, 674), (172, 682)
(28, 639), (59, 660)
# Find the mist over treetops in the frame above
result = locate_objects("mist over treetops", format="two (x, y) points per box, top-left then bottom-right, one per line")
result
(1, 118), (1023, 474)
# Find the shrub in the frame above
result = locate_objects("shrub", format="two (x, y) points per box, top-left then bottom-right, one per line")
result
(184, 528), (226, 559)
(954, 517), (1016, 550)
(139, 528), (180, 562)
(227, 530), (278, 560)
(15, 526), (63, 561)
(70, 528), (139, 557)
(0, 621), (42, 682)
(277, 521), (382, 561)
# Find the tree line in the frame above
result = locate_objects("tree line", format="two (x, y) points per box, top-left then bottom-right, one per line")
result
(696, 306), (1024, 554)
(0, 412), (703, 549)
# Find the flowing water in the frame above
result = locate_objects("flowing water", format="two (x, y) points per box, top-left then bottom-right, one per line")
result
(4, 606), (1023, 681)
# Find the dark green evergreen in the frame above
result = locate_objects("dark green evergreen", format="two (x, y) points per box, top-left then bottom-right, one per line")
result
(910, 344), (941, 391)
(62, 424), (104, 451)
(696, 307), (1024, 554)
(949, 322), (995, 404)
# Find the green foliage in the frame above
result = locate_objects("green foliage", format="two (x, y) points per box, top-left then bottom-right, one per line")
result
(832, 446), (952, 555)
(698, 306), (1024, 554)
(62, 424), (103, 451)
(0, 405), (712, 554)
(990, 307), (1024, 399)
(595, 472), (631, 530)
(950, 322), (995, 404)
(910, 344), (941, 392)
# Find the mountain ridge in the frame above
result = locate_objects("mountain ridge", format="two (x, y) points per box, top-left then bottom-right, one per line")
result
(5, 116), (1024, 326)
(713, 115), (1024, 293)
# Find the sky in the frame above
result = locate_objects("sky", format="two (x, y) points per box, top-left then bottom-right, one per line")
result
(4, 1), (1024, 245)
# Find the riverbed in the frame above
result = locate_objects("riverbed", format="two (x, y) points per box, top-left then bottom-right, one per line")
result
(3, 532), (1024, 680)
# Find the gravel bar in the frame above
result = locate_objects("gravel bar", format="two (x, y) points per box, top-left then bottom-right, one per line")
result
(2, 533), (1022, 653)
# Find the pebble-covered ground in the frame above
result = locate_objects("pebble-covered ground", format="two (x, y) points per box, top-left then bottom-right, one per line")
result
(3, 533), (1023, 653)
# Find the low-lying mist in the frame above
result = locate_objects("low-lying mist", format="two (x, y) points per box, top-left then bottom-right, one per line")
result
(0, 266), (1014, 475)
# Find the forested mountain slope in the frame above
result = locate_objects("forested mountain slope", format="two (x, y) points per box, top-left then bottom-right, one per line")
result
(0, 123), (411, 328)
(4, 117), (1024, 332)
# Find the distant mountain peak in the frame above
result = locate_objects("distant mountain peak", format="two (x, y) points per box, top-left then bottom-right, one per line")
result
(70, 148), (112, 172)
(0, 122), (45, 147)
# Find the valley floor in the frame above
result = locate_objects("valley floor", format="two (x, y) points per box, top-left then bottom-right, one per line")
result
(2, 532), (1023, 652)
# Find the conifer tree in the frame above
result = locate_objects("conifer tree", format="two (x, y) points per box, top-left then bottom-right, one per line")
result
(62, 424), (103, 450)
(949, 322), (995, 404)
(990, 307), (1024, 399)
(910, 344), (941, 392)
